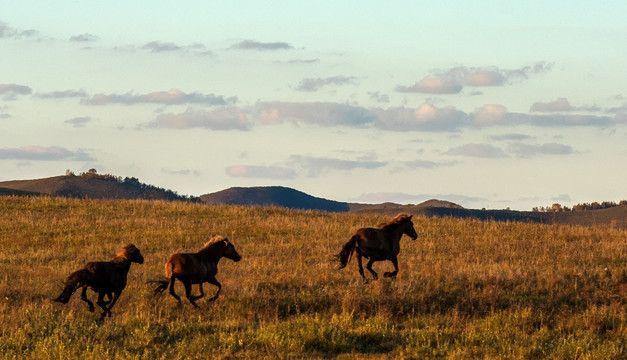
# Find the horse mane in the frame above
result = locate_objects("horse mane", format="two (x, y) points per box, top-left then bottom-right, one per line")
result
(201, 235), (228, 250)
(378, 213), (412, 230)
(115, 244), (137, 258)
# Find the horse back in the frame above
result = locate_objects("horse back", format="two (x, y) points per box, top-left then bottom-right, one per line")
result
(354, 227), (398, 259)
(166, 253), (216, 283)
(82, 261), (129, 292)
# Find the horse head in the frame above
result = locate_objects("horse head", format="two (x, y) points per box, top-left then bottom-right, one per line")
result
(221, 238), (242, 262)
(403, 215), (418, 240)
(122, 244), (144, 264)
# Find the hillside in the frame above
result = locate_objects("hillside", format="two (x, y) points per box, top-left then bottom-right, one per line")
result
(0, 174), (197, 202)
(200, 186), (350, 212)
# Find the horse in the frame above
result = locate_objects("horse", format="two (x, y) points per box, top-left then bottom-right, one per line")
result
(335, 213), (417, 281)
(54, 244), (144, 319)
(153, 236), (241, 308)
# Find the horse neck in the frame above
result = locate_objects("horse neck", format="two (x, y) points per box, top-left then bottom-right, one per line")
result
(111, 255), (132, 270)
(198, 247), (223, 263)
(384, 224), (406, 243)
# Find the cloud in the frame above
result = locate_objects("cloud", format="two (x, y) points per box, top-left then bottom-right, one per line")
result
(69, 33), (98, 42)
(402, 159), (457, 169)
(142, 41), (182, 52)
(162, 168), (201, 176)
(0, 146), (94, 161)
(396, 75), (462, 94)
(82, 88), (233, 106)
(139, 41), (213, 56)
(374, 103), (469, 131)
(446, 144), (507, 158)
(150, 107), (251, 130)
(35, 89), (88, 99)
(489, 133), (534, 141)
(0, 83), (32, 100)
(397, 62), (553, 94)
(226, 165), (297, 179)
(0, 21), (39, 39)
(230, 40), (294, 51)
(530, 98), (601, 113)
(471, 104), (614, 128)
(507, 143), (574, 158)
(65, 116), (92, 127)
(256, 102), (376, 127)
(295, 76), (358, 92)
(288, 155), (387, 177)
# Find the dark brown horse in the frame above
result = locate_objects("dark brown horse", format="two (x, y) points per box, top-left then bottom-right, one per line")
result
(54, 244), (144, 319)
(154, 236), (241, 308)
(336, 214), (417, 281)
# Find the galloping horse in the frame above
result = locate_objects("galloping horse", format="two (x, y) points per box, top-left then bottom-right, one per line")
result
(154, 236), (241, 308)
(54, 244), (144, 319)
(335, 214), (417, 281)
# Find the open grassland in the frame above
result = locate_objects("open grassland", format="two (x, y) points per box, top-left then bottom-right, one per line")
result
(0, 196), (626, 359)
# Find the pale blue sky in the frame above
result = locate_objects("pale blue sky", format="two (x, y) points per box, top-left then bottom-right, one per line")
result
(1, 1), (626, 209)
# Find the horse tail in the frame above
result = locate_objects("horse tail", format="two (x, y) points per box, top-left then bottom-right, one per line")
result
(54, 269), (88, 303)
(336, 235), (359, 269)
(153, 261), (174, 296)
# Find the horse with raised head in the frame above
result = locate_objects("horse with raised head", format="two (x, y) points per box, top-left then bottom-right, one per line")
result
(154, 236), (241, 308)
(54, 244), (144, 319)
(335, 214), (417, 281)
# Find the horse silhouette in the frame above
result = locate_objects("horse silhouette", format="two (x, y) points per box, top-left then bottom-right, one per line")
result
(54, 244), (144, 319)
(336, 214), (417, 281)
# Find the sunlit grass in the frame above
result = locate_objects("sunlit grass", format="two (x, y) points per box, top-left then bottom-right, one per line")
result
(0, 196), (625, 359)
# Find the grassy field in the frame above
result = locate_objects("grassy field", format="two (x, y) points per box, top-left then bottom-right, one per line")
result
(0, 196), (625, 359)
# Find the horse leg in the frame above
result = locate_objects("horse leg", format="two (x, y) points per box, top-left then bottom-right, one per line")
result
(207, 276), (222, 302)
(191, 283), (204, 301)
(182, 279), (199, 308)
(384, 256), (399, 278)
(80, 286), (95, 312)
(103, 291), (122, 319)
(96, 292), (110, 319)
(356, 252), (366, 281)
(167, 276), (182, 305)
(365, 259), (378, 280)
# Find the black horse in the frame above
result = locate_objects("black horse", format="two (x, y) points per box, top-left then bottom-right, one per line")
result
(54, 244), (144, 319)
(336, 214), (417, 281)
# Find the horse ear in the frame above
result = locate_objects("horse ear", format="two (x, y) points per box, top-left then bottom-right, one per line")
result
(408, 215), (413, 220)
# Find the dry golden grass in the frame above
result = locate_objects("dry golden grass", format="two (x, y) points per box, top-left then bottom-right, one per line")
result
(0, 196), (625, 359)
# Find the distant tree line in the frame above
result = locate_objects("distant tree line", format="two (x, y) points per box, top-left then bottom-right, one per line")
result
(65, 169), (201, 202)
(533, 200), (627, 212)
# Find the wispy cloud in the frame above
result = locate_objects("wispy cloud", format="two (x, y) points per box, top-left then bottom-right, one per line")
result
(35, 89), (88, 99)
(150, 107), (251, 130)
(69, 33), (98, 42)
(295, 76), (358, 92)
(226, 165), (297, 179)
(140, 41), (213, 56)
(446, 144), (508, 158)
(397, 62), (553, 94)
(0, 83), (32, 100)
(64, 116), (92, 127)
(230, 39), (294, 51)
(82, 88), (234, 106)
(0, 146), (93, 161)
(508, 143), (574, 158)
(530, 97), (601, 113)
(0, 21), (39, 39)
(256, 102), (376, 127)
(288, 155), (387, 177)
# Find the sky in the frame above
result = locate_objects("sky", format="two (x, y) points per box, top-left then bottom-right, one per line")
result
(1, 1), (626, 210)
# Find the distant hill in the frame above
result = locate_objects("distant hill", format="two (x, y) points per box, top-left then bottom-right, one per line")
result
(0, 174), (198, 202)
(0, 187), (40, 197)
(200, 186), (350, 212)
(200, 186), (626, 228)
